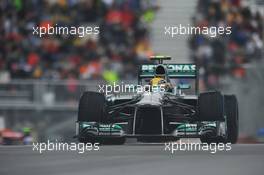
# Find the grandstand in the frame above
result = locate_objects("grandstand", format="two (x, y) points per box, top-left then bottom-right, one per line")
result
(0, 0), (158, 81)
(190, 0), (263, 90)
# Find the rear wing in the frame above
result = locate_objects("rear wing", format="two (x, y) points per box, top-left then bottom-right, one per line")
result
(138, 64), (199, 94)
(150, 56), (171, 64)
(139, 64), (197, 78)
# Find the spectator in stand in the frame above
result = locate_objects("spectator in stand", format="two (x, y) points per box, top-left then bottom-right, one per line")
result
(190, 0), (263, 90)
(0, 0), (159, 82)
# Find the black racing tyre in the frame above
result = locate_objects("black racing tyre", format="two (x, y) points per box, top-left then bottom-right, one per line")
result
(200, 95), (239, 144)
(77, 92), (125, 145)
(200, 127), (224, 144)
(78, 91), (107, 122)
(198, 91), (224, 121)
(198, 91), (224, 144)
(224, 95), (239, 144)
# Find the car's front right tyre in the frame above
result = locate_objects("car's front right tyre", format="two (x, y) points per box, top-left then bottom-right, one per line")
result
(77, 91), (126, 145)
(77, 92), (106, 143)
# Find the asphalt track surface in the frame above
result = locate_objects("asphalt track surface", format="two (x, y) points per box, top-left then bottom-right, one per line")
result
(0, 141), (264, 175)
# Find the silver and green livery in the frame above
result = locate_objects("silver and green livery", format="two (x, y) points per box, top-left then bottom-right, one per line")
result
(76, 56), (238, 144)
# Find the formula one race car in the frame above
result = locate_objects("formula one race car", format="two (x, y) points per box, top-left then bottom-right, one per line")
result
(75, 56), (238, 144)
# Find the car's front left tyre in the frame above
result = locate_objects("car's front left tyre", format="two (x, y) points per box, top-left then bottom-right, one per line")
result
(200, 94), (239, 144)
(224, 95), (239, 144)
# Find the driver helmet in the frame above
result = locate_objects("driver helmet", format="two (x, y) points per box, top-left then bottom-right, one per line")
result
(150, 65), (167, 86)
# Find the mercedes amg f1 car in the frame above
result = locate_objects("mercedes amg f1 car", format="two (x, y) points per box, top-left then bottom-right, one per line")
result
(75, 56), (238, 144)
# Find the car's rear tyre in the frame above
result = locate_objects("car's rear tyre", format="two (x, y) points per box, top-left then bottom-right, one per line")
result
(224, 95), (239, 144)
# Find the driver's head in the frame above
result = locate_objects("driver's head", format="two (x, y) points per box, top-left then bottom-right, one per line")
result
(150, 65), (167, 86)
(155, 65), (166, 78)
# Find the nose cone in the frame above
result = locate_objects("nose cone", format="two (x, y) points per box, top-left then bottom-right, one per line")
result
(136, 92), (163, 106)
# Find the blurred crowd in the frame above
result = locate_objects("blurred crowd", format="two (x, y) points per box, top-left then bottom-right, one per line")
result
(0, 0), (158, 83)
(190, 0), (263, 89)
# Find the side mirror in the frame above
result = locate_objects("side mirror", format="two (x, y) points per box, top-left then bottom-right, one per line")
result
(177, 84), (191, 89)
